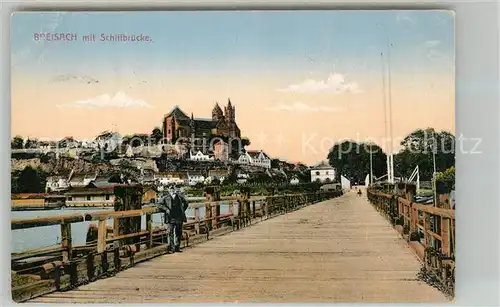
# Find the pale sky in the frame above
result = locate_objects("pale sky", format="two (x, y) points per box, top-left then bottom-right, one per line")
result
(11, 11), (455, 165)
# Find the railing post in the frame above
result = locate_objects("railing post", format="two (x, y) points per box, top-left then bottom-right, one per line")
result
(410, 204), (418, 233)
(97, 217), (107, 254)
(146, 213), (152, 249)
(229, 200), (234, 216)
(194, 207), (200, 235)
(450, 218), (455, 255)
(205, 203), (212, 232)
(245, 199), (251, 223)
(441, 217), (450, 256)
(60, 222), (72, 263)
(423, 212), (430, 247)
(211, 202), (219, 230)
(252, 201), (256, 218)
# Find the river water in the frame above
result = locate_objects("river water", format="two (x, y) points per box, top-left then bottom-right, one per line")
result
(12, 202), (241, 253)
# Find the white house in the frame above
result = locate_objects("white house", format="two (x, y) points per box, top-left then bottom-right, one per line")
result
(45, 175), (70, 192)
(208, 170), (228, 183)
(93, 131), (122, 152)
(237, 152), (251, 164)
(125, 145), (134, 157)
(189, 150), (214, 161)
(310, 161), (336, 183)
(237, 173), (249, 184)
(68, 170), (98, 188)
(187, 172), (205, 186)
(154, 173), (185, 186)
(237, 150), (271, 169)
(65, 188), (115, 207)
(290, 176), (300, 185)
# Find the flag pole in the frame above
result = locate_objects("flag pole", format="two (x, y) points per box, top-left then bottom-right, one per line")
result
(386, 40), (395, 184)
(381, 52), (390, 183)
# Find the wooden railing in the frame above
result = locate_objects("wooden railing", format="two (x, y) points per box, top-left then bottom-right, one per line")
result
(367, 188), (455, 297)
(11, 190), (343, 302)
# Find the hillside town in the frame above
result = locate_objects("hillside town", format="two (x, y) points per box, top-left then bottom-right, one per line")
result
(11, 101), (347, 209)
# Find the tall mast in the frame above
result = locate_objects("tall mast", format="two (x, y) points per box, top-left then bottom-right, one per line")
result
(386, 40), (395, 184)
(381, 52), (390, 182)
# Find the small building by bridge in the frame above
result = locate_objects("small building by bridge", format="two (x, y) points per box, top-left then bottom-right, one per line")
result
(310, 161), (336, 183)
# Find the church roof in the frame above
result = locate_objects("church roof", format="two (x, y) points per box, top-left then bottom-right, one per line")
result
(194, 118), (217, 130)
(311, 161), (334, 170)
(167, 106), (189, 119)
(176, 118), (191, 126)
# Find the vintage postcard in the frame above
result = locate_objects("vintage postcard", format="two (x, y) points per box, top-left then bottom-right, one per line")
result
(11, 11), (455, 303)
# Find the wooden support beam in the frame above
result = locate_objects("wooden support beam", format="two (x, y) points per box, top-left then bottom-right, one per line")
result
(97, 218), (107, 254)
(60, 223), (72, 263)
(211, 203), (218, 230)
(205, 203), (212, 232)
(146, 213), (153, 249)
(423, 212), (430, 248)
(12, 214), (85, 230)
(194, 207), (200, 235)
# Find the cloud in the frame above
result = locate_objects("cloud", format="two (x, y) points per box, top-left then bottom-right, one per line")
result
(427, 49), (454, 62)
(58, 92), (153, 109)
(266, 102), (340, 113)
(51, 74), (99, 84)
(278, 73), (361, 94)
(424, 40), (441, 48)
(421, 40), (454, 63)
(396, 12), (416, 25)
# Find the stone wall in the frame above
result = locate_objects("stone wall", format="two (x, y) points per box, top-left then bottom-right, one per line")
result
(11, 157), (115, 175)
(11, 158), (44, 172)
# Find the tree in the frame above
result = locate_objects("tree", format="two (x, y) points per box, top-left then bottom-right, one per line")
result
(435, 166), (455, 193)
(297, 170), (311, 183)
(16, 166), (44, 193)
(11, 136), (24, 149)
(25, 138), (40, 149)
(436, 166), (455, 182)
(271, 159), (280, 169)
(131, 138), (142, 147)
(11, 174), (20, 193)
(241, 137), (251, 147)
(151, 127), (163, 144)
(40, 153), (52, 163)
(327, 141), (387, 184)
(394, 128), (455, 181)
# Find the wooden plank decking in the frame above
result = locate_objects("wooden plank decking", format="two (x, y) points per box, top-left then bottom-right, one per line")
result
(29, 191), (449, 303)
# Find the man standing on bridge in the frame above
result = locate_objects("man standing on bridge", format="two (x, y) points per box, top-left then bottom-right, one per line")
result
(159, 185), (189, 253)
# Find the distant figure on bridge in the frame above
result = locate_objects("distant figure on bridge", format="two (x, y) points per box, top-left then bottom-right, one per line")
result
(159, 186), (189, 253)
(357, 188), (362, 197)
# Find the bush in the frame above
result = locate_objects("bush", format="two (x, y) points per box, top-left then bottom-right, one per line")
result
(395, 215), (405, 226)
(403, 224), (410, 235)
(409, 231), (420, 241)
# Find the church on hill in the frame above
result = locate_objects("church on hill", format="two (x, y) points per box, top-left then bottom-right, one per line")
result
(161, 99), (241, 145)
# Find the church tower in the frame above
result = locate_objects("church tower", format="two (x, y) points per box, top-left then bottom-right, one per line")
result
(190, 113), (196, 138)
(190, 113), (196, 152)
(212, 102), (223, 121)
(224, 98), (235, 123)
